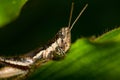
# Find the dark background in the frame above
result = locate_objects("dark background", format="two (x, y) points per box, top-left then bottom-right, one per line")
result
(0, 0), (120, 56)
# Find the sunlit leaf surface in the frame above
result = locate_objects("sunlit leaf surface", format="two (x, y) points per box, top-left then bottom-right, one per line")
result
(0, 0), (27, 27)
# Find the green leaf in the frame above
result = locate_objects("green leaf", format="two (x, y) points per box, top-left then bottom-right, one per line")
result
(96, 27), (120, 42)
(0, 0), (28, 27)
(28, 27), (120, 80)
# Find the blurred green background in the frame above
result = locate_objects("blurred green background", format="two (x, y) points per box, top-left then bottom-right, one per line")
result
(0, 0), (120, 56)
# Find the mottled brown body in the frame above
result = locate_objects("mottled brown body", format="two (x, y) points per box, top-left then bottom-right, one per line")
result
(0, 3), (88, 80)
(0, 27), (71, 80)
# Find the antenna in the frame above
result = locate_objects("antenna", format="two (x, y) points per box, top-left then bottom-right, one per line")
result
(68, 2), (74, 28)
(69, 4), (88, 31)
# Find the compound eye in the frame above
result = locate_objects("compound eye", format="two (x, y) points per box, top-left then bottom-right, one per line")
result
(58, 31), (65, 39)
